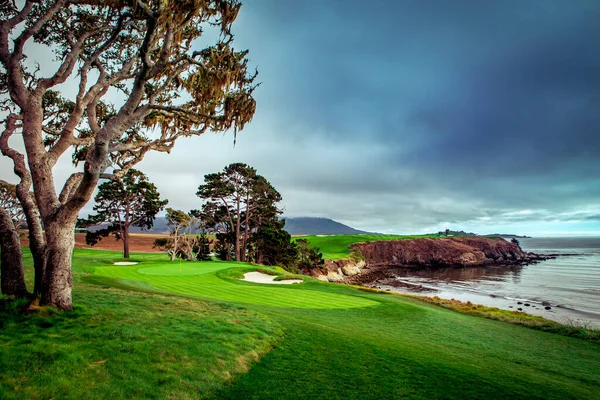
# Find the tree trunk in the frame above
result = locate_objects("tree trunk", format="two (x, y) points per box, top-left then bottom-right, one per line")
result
(241, 197), (251, 262)
(234, 203), (241, 261)
(123, 224), (130, 259)
(0, 208), (30, 298)
(21, 206), (47, 299)
(40, 220), (74, 310)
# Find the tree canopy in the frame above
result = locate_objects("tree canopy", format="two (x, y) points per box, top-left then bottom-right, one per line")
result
(82, 169), (167, 258)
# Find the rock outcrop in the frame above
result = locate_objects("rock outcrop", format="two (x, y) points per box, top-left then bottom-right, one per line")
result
(351, 237), (549, 268)
(311, 259), (366, 282)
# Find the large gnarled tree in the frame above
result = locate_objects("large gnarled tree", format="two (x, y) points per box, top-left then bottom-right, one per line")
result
(0, 0), (257, 309)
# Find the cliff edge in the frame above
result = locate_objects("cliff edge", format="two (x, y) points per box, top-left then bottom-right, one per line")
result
(352, 237), (541, 268)
(311, 237), (551, 283)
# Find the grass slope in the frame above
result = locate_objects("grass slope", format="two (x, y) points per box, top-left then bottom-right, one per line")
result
(2, 248), (599, 399)
(296, 234), (442, 259)
(0, 286), (281, 400)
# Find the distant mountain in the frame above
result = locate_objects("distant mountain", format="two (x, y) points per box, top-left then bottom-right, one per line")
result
(89, 218), (171, 234)
(91, 216), (368, 236)
(282, 217), (369, 235)
(129, 217), (170, 233)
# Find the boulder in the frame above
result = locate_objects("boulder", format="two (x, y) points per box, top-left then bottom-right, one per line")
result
(341, 264), (361, 276)
(326, 268), (345, 282)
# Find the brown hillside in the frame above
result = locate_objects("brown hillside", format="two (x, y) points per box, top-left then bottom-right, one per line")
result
(20, 233), (167, 253)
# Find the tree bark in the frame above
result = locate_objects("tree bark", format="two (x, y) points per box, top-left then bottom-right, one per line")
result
(18, 197), (46, 298)
(123, 224), (130, 259)
(0, 208), (30, 298)
(234, 198), (241, 261)
(40, 220), (74, 310)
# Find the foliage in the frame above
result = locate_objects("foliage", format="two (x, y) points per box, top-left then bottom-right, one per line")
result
(0, 180), (25, 230)
(251, 220), (299, 270)
(154, 208), (212, 261)
(195, 233), (212, 261)
(80, 169), (167, 258)
(511, 237), (521, 247)
(295, 238), (324, 271)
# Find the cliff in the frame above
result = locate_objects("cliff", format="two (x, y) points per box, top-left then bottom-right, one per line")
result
(351, 237), (543, 268)
(311, 237), (551, 283)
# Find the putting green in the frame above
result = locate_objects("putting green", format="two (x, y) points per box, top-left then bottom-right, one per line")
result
(138, 263), (228, 276)
(93, 262), (378, 309)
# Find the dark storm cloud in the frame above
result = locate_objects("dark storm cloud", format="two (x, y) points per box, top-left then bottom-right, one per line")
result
(217, 0), (600, 233)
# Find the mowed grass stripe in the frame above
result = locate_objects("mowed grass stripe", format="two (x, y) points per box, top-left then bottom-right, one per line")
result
(93, 263), (377, 309)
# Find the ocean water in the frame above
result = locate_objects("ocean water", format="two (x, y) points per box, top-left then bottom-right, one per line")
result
(374, 237), (600, 328)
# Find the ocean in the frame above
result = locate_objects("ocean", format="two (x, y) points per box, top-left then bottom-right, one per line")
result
(374, 237), (600, 328)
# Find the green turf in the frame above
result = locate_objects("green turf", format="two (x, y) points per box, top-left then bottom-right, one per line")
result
(90, 261), (378, 309)
(2, 247), (599, 399)
(295, 233), (442, 259)
(0, 285), (281, 400)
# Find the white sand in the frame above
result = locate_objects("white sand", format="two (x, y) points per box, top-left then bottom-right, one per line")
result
(113, 261), (139, 265)
(242, 271), (303, 284)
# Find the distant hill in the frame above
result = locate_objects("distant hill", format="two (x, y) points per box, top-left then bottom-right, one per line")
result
(483, 234), (532, 239)
(94, 216), (368, 236)
(282, 217), (369, 235)
(89, 218), (170, 234)
(433, 230), (532, 239)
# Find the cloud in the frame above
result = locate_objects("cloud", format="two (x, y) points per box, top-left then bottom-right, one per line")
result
(1, 0), (599, 235)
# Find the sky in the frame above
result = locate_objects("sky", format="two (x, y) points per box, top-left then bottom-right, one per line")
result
(2, 0), (600, 236)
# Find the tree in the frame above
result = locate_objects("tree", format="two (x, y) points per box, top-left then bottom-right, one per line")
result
(195, 233), (212, 261)
(196, 163), (281, 261)
(0, 180), (29, 298)
(164, 208), (199, 261)
(251, 219), (298, 269)
(82, 169), (167, 258)
(296, 238), (324, 271)
(0, 1), (257, 309)
(154, 209), (211, 261)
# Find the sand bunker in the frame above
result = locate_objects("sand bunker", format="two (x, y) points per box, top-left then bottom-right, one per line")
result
(242, 271), (303, 285)
(113, 261), (139, 265)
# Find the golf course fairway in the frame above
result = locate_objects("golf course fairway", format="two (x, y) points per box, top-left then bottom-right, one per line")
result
(1, 249), (598, 399)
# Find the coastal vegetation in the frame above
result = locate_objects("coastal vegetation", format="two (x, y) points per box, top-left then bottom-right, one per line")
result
(416, 296), (600, 342)
(1, 249), (599, 399)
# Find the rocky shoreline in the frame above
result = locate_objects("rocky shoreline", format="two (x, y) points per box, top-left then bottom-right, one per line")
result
(312, 237), (555, 284)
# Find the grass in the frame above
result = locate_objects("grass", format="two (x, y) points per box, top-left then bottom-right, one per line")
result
(295, 233), (442, 259)
(2, 247), (600, 399)
(0, 286), (281, 400)
(414, 296), (600, 342)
